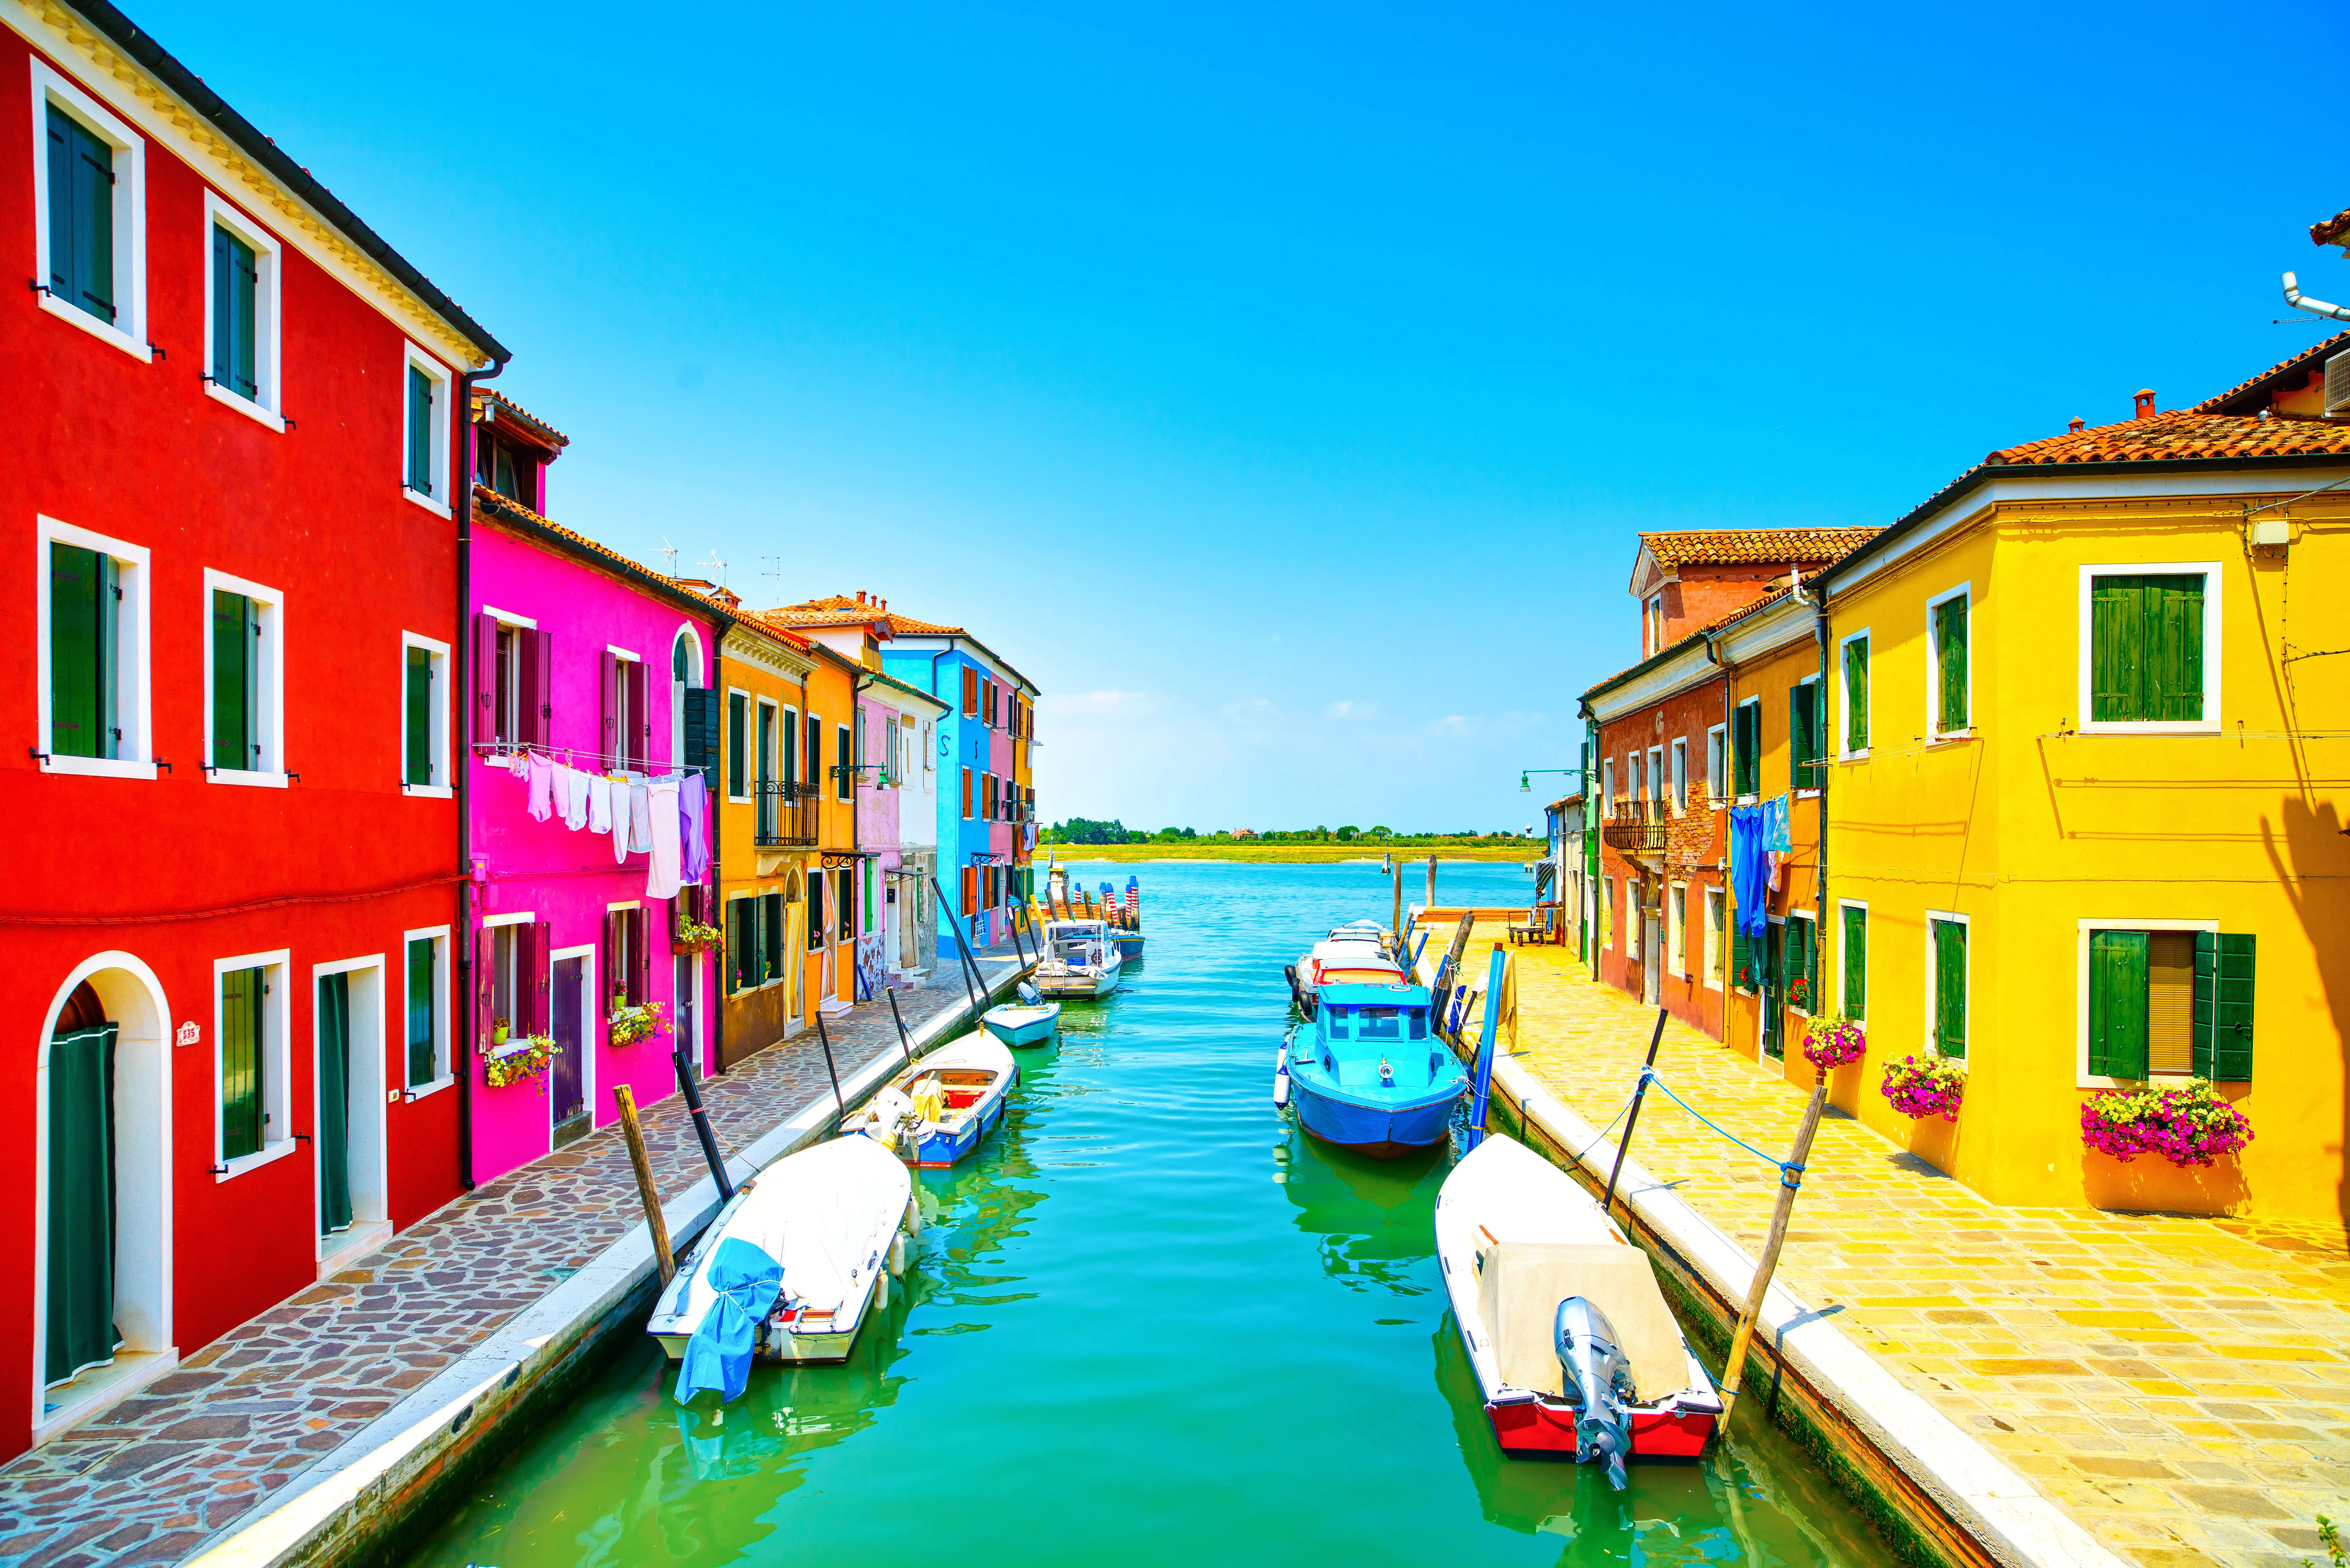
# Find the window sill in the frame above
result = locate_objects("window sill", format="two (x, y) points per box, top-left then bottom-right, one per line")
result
(2077, 1070), (2240, 1090)
(33, 1349), (177, 1450)
(1735, 794), (1758, 807)
(401, 782), (454, 799)
(1926, 730), (1976, 747)
(403, 1073), (456, 1102)
(401, 484), (453, 521)
(216, 1136), (297, 1182)
(207, 768), (289, 789)
(2074, 722), (2221, 737)
(204, 380), (285, 432)
(1795, 789), (1820, 799)
(1840, 749), (1870, 762)
(39, 291), (150, 362)
(39, 754), (158, 781)
(1703, 979), (1724, 993)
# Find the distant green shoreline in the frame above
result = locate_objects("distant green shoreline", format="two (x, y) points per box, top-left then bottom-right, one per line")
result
(1037, 843), (1541, 864)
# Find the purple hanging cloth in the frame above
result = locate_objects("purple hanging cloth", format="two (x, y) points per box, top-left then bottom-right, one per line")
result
(680, 772), (710, 884)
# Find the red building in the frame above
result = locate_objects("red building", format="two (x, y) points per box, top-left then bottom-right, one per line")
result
(1582, 530), (1877, 1041)
(0, 8), (503, 1456)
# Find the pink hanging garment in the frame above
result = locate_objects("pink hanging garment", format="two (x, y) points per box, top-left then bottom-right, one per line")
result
(645, 780), (683, 900)
(562, 767), (591, 831)
(525, 752), (556, 822)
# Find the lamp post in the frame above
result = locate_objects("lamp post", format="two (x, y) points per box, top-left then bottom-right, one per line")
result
(1515, 767), (1588, 953)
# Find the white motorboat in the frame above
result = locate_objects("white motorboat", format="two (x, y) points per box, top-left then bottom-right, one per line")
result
(1034, 918), (1123, 998)
(650, 1133), (915, 1376)
(1434, 1134), (1720, 1479)
(1285, 920), (1404, 1014)
(840, 1032), (1019, 1167)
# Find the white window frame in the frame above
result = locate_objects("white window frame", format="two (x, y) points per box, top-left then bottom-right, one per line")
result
(1794, 673), (1822, 798)
(1646, 745), (1663, 807)
(1838, 628), (1871, 760)
(2076, 562), (2223, 734)
(1706, 723), (1726, 807)
(2073, 917), (2219, 1088)
(199, 190), (283, 430)
(1837, 898), (1868, 1020)
(1925, 909), (1970, 1058)
(923, 719), (934, 772)
(835, 723), (853, 801)
(29, 60), (149, 362)
(1703, 885), (1725, 991)
(1601, 877), (1614, 951)
(401, 925), (455, 1098)
(201, 568), (287, 787)
(399, 633), (451, 797)
(723, 688), (754, 803)
(754, 696), (781, 787)
(400, 341), (454, 519)
(35, 516), (155, 780)
(1670, 737), (1688, 813)
(779, 702), (801, 791)
(1600, 757), (1613, 810)
(1734, 696), (1762, 803)
(213, 949), (294, 1181)
(1667, 881), (1687, 974)
(1926, 583), (1973, 742)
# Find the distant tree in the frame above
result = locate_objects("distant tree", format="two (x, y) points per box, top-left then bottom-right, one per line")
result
(1051, 817), (1134, 845)
(1369, 826), (1392, 839)
(1335, 825), (1359, 842)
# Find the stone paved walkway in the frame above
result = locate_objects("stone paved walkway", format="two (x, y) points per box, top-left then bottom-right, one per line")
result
(0, 948), (1025, 1568)
(1441, 924), (2350, 1568)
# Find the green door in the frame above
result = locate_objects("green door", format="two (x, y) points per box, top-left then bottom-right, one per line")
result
(46, 1022), (119, 1387)
(1761, 923), (1784, 1057)
(318, 973), (352, 1236)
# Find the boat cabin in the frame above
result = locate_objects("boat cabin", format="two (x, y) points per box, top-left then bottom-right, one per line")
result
(1046, 919), (1114, 966)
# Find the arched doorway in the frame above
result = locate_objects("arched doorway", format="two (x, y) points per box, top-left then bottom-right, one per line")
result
(34, 956), (172, 1440)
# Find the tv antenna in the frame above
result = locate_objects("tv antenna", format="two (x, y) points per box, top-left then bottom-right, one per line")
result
(658, 536), (679, 579)
(696, 549), (727, 588)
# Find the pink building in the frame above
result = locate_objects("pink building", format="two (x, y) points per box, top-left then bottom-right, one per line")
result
(855, 670), (950, 982)
(462, 394), (727, 1182)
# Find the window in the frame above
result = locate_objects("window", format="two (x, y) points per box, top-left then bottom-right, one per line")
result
(835, 724), (853, 800)
(482, 918), (547, 1038)
(204, 571), (283, 783)
(807, 873), (826, 950)
(755, 702), (776, 788)
(401, 636), (449, 792)
(729, 895), (759, 991)
(1732, 698), (1760, 798)
(1929, 587), (1970, 737)
(763, 892), (784, 979)
(805, 714), (820, 793)
(727, 692), (748, 799)
(1601, 878), (1613, 950)
(476, 432), (536, 505)
(1706, 724), (1726, 804)
(402, 345), (453, 513)
(1646, 746), (1662, 807)
(477, 611), (547, 751)
(1600, 757), (1613, 810)
(2083, 566), (2218, 730)
(984, 679), (998, 728)
(838, 869), (854, 941)
(41, 522), (154, 776)
(215, 951), (291, 1176)
(1840, 632), (1870, 756)
(603, 652), (649, 773)
(1645, 594), (1665, 655)
(923, 720), (934, 772)
(1704, 887), (1725, 989)
(984, 772), (999, 820)
(1790, 677), (1821, 793)
(1930, 915), (1967, 1058)
(1670, 738), (1688, 811)
(1785, 914), (1818, 1014)
(783, 704), (801, 788)
(34, 66), (147, 358)
(404, 931), (449, 1089)
(962, 766), (975, 820)
(1668, 884), (1687, 974)
(2085, 926), (2253, 1082)
(962, 667), (979, 718)
(203, 193), (281, 427)
(1840, 902), (1867, 1021)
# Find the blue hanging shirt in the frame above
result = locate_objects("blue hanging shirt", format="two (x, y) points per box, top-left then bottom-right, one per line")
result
(1761, 794), (1792, 854)
(1729, 804), (1771, 938)
(676, 1236), (784, 1406)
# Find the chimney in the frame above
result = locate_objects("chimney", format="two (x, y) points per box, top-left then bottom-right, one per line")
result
(856, 589), (868, 604)
(2133, 389), (2157, 420)
(2068, 417), (2085, 433)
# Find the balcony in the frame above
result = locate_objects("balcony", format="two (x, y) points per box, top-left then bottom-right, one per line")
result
(1600, 801), (1670, 856)
(754, 781), (819, 847)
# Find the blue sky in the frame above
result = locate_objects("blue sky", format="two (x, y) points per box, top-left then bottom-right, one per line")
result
(132, 0), (2346, 831)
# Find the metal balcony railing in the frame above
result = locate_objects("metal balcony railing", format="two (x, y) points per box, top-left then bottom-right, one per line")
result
(754, 780), (820, 847)
(1600, 800), (1670, 855)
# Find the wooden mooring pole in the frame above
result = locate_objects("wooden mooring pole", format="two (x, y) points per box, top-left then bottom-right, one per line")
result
(1600, 1008), (1669, 1223)
(1715, 1074), (1831, 1425)
(611, 1085), (675, 1286)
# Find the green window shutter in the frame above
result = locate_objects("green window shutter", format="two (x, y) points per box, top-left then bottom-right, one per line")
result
(213, 225), (257, 398)
(727, 899), (746, 992)
(221, 967), (265, 1159)
(727, 694), (747, 797)
(2094, 575), (2205, 723)
(212, 590), (252, 771)
(2087, 930), (2150, 1078)
(1935, 596), (1970, 733)
(406, 937), (437, 1086)
(1730, 925), (1751, 991)
(756, 704), (774, 786)
(405, 647), (433, 785)
(764, 892), (785, 981)
(2150, 577), (2204, 723)
(2193, 932), (2255, 1081)
(48, 542), (106, 759)
(47, 106), (115, 324)
(1733, 702), (1759, 796)
(1844, 639), (1869, 752)
(2090, 576), (2138, 723)
(407, 365), (434, 495)
(1841, 904), (1866, 1020)
(1932, 920), (1967, 1059)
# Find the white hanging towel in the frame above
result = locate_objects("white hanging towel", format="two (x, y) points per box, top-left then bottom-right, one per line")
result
(588, 775), (614, 835)
(562, 767), (592, 831)
(645, 779), (683, 900)
(628, 782), (654, 855)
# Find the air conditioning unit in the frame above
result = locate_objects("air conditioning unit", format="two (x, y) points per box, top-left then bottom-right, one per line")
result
(2327, 349), (2350, 415)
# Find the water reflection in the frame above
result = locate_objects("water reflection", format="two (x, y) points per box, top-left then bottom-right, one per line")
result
(1274, 1122), (1443, 1296)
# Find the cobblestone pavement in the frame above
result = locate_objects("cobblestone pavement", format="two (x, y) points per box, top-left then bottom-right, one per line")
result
(0, 949), (1026, 1568)
(1450, 925), (2350, 1568)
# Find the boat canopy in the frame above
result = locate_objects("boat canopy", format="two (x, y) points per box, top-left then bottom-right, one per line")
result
(1320, 983), (1430, 1006)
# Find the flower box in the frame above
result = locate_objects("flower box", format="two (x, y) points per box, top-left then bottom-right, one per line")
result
(608, 1000), (665, 1048)
(1802, 1016), (1865, 1073)
(672, 920), (722, 954)
(485, 1034), (555, 1091)
(1880, 1052), (1965, 1121)
(2079, 1078), (2252, 1168)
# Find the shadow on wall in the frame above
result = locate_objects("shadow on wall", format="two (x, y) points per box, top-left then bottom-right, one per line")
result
(1902, 1109), (1961, 1179)
(2258, 793), (2350, 1222)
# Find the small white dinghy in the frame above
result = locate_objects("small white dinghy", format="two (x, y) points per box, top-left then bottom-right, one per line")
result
(840, 1032), (1019, 1168)
(1435, 1134), (1720, 1481)
(650, 1133), (917, 1395)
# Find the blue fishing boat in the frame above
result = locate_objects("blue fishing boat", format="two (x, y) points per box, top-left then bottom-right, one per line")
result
(1274, 983), (1465, 1159)
(840, 1035), (1019, 1168)
(981, 992), (1062, 1048)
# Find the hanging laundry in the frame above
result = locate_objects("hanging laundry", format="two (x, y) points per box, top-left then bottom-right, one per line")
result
(1761, 794), (1792, 892)
(589, 775), (614, 836)
(525, 752), (556, 823)
(562, 766), (591, 831)
(629, 782), (654, 855)
(613, 779), (632, 865)
(1729, 803), (1770, 938)
(679, 772), (710, 884)
(646, 779), (684, 900)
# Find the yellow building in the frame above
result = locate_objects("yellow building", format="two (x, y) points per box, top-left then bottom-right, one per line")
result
(711, 612), (821, 1068)
(1820, 342), (2350, 1221)
(800, 641), (862, 1016)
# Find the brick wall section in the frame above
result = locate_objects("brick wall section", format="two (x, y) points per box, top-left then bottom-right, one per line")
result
(1594, 675), (1730, 1041)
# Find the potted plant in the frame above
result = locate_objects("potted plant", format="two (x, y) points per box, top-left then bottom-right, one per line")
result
(608, 997), (666, 1048)
(2080, 1078), (2253, 1168)
(484, 1033), (555, 1090)
(1880, 1053), (1966, 1121)
(1788, 975), (1814, 1012)
(490, 1015), (512, 1047)
(1802, 1016), (1866, 1074)
(672, 917), (722, 954)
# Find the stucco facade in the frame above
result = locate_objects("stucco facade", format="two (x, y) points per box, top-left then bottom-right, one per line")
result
(713, 617), (818, 1069)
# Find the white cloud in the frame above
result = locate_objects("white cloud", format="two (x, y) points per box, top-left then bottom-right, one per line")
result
(1325, 700), (1380, 721)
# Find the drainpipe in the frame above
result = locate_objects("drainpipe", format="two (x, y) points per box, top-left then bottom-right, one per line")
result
(1802, 575), (1832, 1023)
(454, 351), (510, 1192)
(1700, 627), (1738, 1045)
(2282, 272), (2350, 323)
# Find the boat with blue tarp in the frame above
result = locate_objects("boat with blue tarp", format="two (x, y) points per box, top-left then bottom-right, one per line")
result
(1274, 981), (1465, 1159)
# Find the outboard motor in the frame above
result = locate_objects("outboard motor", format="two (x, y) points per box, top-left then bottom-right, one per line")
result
(1017, 980), (1042, 1006)
(1554, 1296), (1634, 1490)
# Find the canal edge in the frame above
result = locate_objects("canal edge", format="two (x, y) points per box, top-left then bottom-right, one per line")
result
(177, 961), (1030, 1568)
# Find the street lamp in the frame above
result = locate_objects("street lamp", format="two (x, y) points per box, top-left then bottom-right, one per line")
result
(1519, 767), (1585, 795)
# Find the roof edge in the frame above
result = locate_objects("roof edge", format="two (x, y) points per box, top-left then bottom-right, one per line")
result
(474, 488), (736, 626)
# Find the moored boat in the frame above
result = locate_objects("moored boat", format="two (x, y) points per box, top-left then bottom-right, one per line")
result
(1115, 929), (1145, 964)
(1285, 921), (1404, 1015)
(841, 1033), (1019, 1168)
(1276, 982), (1465, 1159)
(1035, 918), (1124, 998)
(981, 994), (1062, 1047)
(1434, 1133), (1721, 1479)
(650, 1133), (916, 1391)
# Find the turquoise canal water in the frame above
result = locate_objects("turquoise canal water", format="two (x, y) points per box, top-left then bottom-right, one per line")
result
(406, 861), (1896, 1568)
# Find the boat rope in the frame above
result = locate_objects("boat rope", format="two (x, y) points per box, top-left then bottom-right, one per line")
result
(1636, 1069), (1805, 1187)
(1567, 1087), (1640, 1165)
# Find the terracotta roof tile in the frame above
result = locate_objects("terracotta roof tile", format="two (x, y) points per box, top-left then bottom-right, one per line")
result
(474, 386), (569, 446)
(2186, 329), (2350, 415)
(2312, 205), (2350, 250)
(763, 595), (964, 636)
(1983, 408), (2350, 467)
(1579, 583), (1805, 702)
(1638, 528), (1882, 569)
